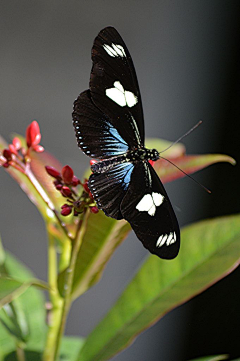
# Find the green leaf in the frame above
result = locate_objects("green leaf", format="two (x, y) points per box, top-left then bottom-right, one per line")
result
(0, 301), (29, 344)
(58, 211), (131, 299)
(153, 153), (235, 184)
(190, 355), (228, 361)
(0, 277), (48, 308)
(1, 337), (84, 361)
(59, 336), (85, 361)
(0, 251), (47, 360)
(0, 238), (30, 344)
(78, 214), (240, 361)
(0, 350), (42, 361)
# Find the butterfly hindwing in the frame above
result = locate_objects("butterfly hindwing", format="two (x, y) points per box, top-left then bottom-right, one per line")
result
(88, 162), (134, 220)
(121, 162), (180, 259)
(90, 26), (145, 148)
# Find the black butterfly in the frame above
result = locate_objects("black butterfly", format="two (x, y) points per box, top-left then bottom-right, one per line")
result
(72, 27), (180, 259)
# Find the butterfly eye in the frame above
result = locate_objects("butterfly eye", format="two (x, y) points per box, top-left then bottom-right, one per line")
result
(151, 149), (159, 161)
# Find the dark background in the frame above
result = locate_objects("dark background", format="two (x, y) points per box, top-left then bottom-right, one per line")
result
(1, 1), (240, 360)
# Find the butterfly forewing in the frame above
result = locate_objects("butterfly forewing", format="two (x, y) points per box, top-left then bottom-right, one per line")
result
(121, 162), (180, 259)
(90, 26), (145, 148)
(73, 90), (129, 159)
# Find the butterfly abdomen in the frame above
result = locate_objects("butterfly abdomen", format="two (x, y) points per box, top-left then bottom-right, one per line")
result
(91, 154), (129, 173)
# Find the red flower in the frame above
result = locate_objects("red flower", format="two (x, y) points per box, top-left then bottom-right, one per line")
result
(83, 180), (90, 194)
(12, 137), (21, 150)
(71, 175), (79, 187)
(61, 186), (72, 198)
(61, 204), (73, 216)
(45, 166), (62, 180)
(8, 144), (18, 155)
(90, 206), (99, 214)
(3, 149), (12, 161)
(62, 165), (74, 184)
(26, 121), (44, 152)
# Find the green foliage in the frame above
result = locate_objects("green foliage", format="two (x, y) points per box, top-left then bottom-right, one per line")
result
(77, 214), (240, 361)
(58, 211), (131, 299)
(0, 131), (238, 361)
(0, 245), (47, 360)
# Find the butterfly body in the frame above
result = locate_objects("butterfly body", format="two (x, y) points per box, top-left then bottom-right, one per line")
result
(90, 147), (159, 174)
(72, 27), (180, 259)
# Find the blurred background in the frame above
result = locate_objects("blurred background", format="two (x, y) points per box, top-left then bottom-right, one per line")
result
(0, 1), (240, 360)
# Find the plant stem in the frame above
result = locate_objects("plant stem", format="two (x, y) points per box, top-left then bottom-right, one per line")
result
(43, 209), (90, 361)
(16, 344), (25, 361)
(25, 164), (71, 239)
(53, 208), (90, 360)
(43, 230), (64, 361)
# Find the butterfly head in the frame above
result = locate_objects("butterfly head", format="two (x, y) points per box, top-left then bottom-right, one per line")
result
(149, 148), (159, 161)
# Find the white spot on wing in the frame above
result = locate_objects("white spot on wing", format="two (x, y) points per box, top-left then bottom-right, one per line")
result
(125, 91), (137, 107)
(136, 192), (164, 216)
(114, 81), (124, 92)
(106, 85), (126, 107)
(148, 204), (156, 216)
(136, 194), (153, 213)
(152, 192), (164, 207)
(112, 44), (126, 57)
(156, 232), (177, 248)
(166, 233), (173, 246)
(103, 44), (115, 57)
(156, 235), (163, 247)
(106, 81), (138, 108)
(103, 43), (126, 57)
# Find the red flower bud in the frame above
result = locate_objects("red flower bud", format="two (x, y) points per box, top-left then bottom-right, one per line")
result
(45, 166), (62, 179)
(83, 180), (90, 193)
(61, 204), (72, 216)
(90, 206), (99, 214)
(26, 121), (41, 148)
(61, 186), (72, 197)
(62, 165), (74, 184)
(9, 144), (18, 155)
(3, 149), (12, 161)
(61, 203), (70, 209)
(55, 184), (63, 191)
(71, 175), (79, 187)
(12, 137), (21, 150)
(34, 145), (44, 153)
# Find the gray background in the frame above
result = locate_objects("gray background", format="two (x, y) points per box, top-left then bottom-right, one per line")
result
(1, 1), (240, 360)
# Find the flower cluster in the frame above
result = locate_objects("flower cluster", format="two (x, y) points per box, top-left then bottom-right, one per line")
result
(1, 121), (44, 169)
(45, 165), (99, 216)
(1, 120), (99, 217)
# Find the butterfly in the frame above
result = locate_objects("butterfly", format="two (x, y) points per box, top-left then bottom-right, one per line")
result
(72, 27), (180, 259)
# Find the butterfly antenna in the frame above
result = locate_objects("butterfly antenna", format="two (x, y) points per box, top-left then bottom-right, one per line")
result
(160, 155), (211, 194)
(159, 120), (203, 154)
